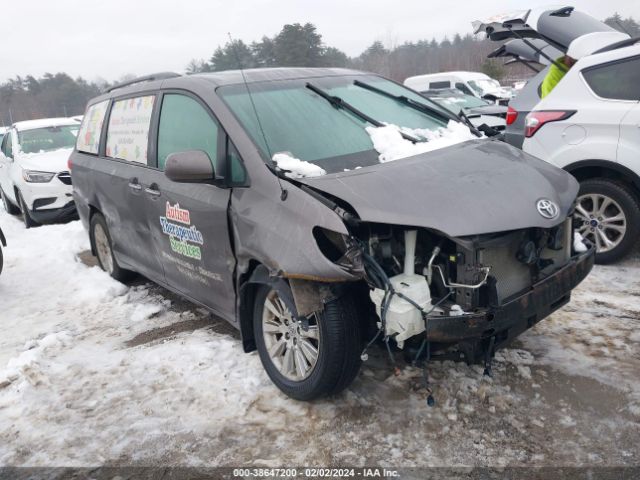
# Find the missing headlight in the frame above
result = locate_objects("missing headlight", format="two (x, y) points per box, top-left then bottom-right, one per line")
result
(313, 227), (364, 275)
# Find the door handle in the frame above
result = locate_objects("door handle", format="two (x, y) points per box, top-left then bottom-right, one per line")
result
(128, 178), (142, 191)
(145, 184), (161, 197)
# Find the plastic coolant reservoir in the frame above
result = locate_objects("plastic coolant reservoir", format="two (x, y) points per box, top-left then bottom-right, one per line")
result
(370, 273), (432, 349)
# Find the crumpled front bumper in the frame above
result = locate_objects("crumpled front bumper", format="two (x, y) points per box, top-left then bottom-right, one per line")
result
(424, 247), (596, 347)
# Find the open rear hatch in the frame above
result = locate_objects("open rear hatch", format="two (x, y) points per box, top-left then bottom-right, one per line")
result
(489, 39), (562, 67)
(473, 6), (620, 51)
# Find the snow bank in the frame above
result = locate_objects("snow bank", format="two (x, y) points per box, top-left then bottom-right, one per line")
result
(366, 121), (477, 163)
(272, 152), (326, 178)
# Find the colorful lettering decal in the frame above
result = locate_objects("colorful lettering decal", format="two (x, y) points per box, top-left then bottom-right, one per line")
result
(160, 202), (203, 261)
(165, 202), (191, 225)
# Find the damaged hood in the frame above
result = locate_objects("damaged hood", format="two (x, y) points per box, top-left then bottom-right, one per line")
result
(298, 140), (578, 237)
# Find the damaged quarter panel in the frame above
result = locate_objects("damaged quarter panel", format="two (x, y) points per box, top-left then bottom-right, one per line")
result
(230, 175), (357, 282)
(299, 139), (578, 236)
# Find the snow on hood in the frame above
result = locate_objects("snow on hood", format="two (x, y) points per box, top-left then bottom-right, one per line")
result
(16, 148), (72, 173)
(272, 152), (326, 178)
(366, 121), (478, 163)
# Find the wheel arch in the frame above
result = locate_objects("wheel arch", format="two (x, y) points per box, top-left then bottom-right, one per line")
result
(237, 262), (274, 353)
(564, 160), (640, 201)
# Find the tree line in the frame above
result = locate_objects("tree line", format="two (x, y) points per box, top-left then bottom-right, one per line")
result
(1, 13), (637, 125)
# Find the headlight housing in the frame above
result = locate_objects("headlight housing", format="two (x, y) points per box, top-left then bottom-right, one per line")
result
(312, 227), (364, 275)
(22, 170), (56, 183)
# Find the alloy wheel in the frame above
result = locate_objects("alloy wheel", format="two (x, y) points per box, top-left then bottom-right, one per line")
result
(94, 223), (114, 274)
(262, 290), (320, 381)
(575, 193), (626, 253)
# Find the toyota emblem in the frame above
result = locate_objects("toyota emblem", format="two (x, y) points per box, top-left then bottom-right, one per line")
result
(537, 199), (559, 219)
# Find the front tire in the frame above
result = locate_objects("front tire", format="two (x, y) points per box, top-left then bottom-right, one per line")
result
(253, 284), (361, 401)
(17, 191), (38, 229)
(575, 179), (640, 264)
(1, 187), (20, 215)
(90, 213), (132, 282)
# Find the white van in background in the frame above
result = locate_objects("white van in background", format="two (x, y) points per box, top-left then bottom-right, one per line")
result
(404, 71), (511, 104)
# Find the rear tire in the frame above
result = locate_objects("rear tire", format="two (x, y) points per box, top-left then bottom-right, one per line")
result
(575, 179), (640, 264)
(253, 284), (361, 401)
(17, 191), (38, 229)
(1, 187), (20, 215)
(89, 213), (133, 282)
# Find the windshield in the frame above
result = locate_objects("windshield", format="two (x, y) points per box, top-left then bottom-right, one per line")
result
(425, 93), (490, 111)
(18, 125), (79, 154)
(219, 75), (457, 174)
(468, 78), (502, 96)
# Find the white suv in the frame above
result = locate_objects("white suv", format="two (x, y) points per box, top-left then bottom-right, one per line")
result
(523, 39), (640, 263)
(0, 118), (79, 228)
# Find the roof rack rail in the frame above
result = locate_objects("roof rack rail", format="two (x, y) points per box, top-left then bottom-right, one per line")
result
(105, 72), (181, 93)
(595, 36), (640, 54)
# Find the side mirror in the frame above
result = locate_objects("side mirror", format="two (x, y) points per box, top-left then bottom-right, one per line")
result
(164, 150), (214, 183)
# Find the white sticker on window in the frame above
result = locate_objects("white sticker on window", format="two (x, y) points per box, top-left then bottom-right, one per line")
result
(106, 96), (155, 163)
(76, 100), (109, 154)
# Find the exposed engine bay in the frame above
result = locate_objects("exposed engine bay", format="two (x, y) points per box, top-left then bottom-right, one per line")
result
(318, 217), (592, 366)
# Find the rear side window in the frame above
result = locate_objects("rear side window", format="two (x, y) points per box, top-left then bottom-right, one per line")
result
(430, 81), (450, 89)
(77, 100), (109, 154)
(157, 94), (219, 171)
(106, 95), (155, 163)
(582, 56), (640, 101)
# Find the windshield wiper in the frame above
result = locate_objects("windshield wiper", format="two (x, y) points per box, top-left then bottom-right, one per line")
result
(305, 82), (420, 143)
(353, 80), (482, 137)
(456, 108), (483, 137)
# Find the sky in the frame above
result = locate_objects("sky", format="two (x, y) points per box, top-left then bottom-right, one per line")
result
(3, 0), (639, 83)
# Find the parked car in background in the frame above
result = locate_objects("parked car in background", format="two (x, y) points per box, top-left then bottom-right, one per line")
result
(0, 127), (7, 145)
(474, 6), (628, 149)
(404, 71), (511, 105)
(70, 68), (593, 400)
(0, 224), (5, 276)
(0, 118), (79, 228)
(421, 88), (507, 131)
(475, 6), (637, 264)
(523, 38), (640, 263)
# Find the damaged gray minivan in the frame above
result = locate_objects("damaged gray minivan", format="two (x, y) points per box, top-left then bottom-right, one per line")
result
(70, 68), (594, 400)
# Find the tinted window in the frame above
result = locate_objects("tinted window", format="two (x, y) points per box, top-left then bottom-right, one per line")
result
(227, 139), (247, 185)
(77, 100), (109, 154)
(430, 81), (451, 89)
(582, 56), (640, 101)
(106, 95), (155, 163)
(157, 94), (219, 171)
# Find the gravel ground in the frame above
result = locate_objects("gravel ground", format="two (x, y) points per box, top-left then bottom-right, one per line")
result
(0, 211), (638, 468)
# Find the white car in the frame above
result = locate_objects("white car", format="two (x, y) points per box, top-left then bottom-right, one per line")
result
(404, 71), (511, 104)
(523, 38), (640, 263)
(0, 118), (79, 228)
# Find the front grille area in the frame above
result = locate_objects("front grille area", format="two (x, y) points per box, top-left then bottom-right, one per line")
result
(33, 197), (57, 210)
(458, 220), (572, 307)
(478, 236), (532, 304)
(57, 171), (72, 185)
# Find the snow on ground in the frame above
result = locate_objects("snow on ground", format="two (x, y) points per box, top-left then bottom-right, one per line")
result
(0, 209), (638, 467)
(366, 121), (477, 163)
